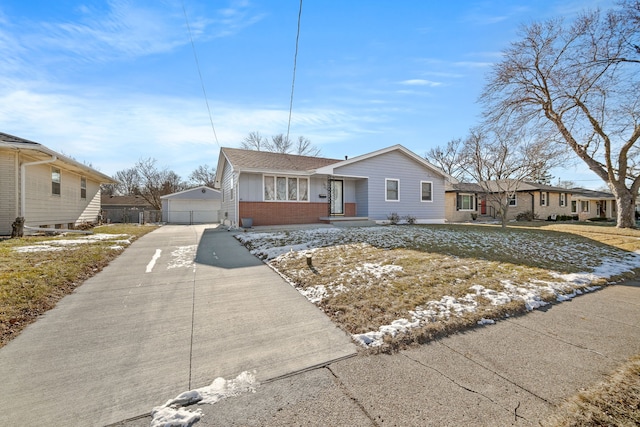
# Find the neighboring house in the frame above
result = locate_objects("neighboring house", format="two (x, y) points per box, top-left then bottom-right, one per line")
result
(161, 186), (221, 224)
(101, 195), (155, 224)
(445, 180), (616, 222)
(570, 188), (616, 221)
(214, 145), (450, 227)
(0, 132), (117, 235)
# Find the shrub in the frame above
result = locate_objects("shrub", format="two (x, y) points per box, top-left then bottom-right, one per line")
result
(387, 212), (400, 225)
(404, 215), (416, 225)
(516, 210), (537, 221)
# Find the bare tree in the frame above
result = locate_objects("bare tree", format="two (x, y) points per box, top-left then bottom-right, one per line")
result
(241, 131), (268, 151)
(269, 134), (292, 154)
(240, 132), (322, 156)
(295, 136), (322, 156)
(482, 2), (640, 228)
(100, 167), (140, 196)
(424, 138), (469, 181)
(135, 158), (186, 210)
(462, 128), (561, 227)
(188, 164), (216, 188)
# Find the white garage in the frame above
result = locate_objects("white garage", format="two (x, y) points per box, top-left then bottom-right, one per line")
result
(161, 186), (221, 224)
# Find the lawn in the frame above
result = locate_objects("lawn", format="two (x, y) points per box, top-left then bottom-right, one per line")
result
(0, 224), (158, 348)
(236, 224), (640, 351)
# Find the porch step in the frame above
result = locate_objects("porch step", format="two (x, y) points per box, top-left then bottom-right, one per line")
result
(318, 217), (377, 227)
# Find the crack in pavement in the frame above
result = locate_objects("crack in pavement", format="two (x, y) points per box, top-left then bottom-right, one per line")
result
(326, 366), (379, 427)
(401, 353), (532, 424)
(436, 341), (553, 407)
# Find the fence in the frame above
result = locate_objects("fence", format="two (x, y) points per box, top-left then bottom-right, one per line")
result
(101, 209), (162, 224)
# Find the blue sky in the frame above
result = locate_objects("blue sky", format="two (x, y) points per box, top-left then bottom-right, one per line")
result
(0, 0), (613, 187)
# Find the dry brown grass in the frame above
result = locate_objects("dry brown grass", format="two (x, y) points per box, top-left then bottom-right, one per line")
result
(254, 223), (635, 353)
(542, 354), (640, 427)
(0, 224), (158, 348)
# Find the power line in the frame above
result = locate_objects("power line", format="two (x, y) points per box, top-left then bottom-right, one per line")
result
(182, 1), (220, 149)
(286, 0), (303, 144)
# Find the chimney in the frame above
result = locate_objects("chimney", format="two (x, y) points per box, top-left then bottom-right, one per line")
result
(345, 155), (348, 160)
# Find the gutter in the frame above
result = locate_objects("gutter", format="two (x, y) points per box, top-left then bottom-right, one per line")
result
(20, 154), (57, 218)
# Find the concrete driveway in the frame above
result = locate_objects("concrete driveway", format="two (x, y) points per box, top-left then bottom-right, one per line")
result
(0, 225), (356, 426)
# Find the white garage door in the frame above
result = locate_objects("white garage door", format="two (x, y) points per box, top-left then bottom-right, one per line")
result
(167, 199), (220, 224)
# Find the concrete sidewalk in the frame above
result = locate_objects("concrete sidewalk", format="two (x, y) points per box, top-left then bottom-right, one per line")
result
(0, 225), (356, 426)
(116, 280), (640, 426)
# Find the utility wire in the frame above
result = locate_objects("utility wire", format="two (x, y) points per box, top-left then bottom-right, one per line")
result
(286, 0), (303, 144)
(182, 1), (220, 148)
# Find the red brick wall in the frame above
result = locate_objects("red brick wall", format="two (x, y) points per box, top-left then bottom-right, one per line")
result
(239, 202), (357, 225)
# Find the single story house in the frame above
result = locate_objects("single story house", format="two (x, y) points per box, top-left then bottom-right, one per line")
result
(161, 186), (221, 224)
(214, 145), (451, 227)
(445, 180), (616, 222)
(0, 132), (117, 235)
(101, 194), (155, 224)
(570, 188), (616, 221)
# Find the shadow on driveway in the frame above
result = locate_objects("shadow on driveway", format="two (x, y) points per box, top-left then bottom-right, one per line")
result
(195, 227), (263, 269)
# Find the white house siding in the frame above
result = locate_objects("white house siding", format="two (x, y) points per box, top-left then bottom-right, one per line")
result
(24, 162), (101, 228)
(333, 150), (446, 222)
(0, 151), (18, 235)
(219, 158), (237, 226)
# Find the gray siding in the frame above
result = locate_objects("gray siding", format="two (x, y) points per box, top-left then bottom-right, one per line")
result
(220, 158), (236, 225)
(333, 150), (445, 222)
(0, 151), (18, 235)
(355, 179), (368, 216)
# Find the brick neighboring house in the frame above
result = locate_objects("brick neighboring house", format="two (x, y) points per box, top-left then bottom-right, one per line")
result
(445, 180), (616, 222)
(214, 145), (451, 227)
(0, 132), (117, 235)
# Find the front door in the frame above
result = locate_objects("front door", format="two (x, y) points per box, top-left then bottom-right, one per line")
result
(330, 180), (344, 215)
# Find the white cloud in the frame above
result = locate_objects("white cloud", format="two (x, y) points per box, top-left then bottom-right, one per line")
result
(398, 79), (443, 87)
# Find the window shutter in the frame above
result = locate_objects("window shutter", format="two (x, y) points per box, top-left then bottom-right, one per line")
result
(456, 194), (461, 211)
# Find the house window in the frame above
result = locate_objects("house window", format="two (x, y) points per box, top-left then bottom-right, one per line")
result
(560, 193), (566, 207)
(421, 181), (433, 202)
(581, 201), (590, 212)
(264, 176), (274, 200)
(263, 175), (309, 201)
(571, 200), (577, 213)
(52, 167), (61, 195)
(508, 194), (517, 206)
(80, 177), (87, 199)
(386, 179), (399, 201)
(540, 192), (548, 206)
(457, 194), (476, 211)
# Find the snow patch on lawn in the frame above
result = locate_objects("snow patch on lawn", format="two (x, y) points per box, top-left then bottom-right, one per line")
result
(13, 234), (132, 253)
(236, 226), (640, 348)
(150, 371), (258, 427)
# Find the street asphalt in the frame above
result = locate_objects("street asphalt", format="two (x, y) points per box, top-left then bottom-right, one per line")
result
(0, 225), (356, 426)
(2, 224), (639, 426)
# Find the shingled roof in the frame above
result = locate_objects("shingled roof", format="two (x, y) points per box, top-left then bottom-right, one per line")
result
(220, 147), (342, 173)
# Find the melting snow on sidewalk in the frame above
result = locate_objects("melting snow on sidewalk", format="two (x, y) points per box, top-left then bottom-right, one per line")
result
(150, 371), (258, 427)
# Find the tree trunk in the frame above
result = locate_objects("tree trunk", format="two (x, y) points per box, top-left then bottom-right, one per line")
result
(613, 186), (636, 228)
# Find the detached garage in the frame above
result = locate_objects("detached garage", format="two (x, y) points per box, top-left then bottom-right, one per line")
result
(161, 186), (221, 224)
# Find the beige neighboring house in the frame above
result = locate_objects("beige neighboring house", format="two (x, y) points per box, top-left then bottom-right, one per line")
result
(569, 188), (616, 221)
(0, 132), (117, 235)
(445, 180), (616, 222)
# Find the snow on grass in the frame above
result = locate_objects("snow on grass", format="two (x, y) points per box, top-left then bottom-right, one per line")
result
(236, 225), (640, 348)
(150, 371), (258, 427)
(13, 234), (132, 253)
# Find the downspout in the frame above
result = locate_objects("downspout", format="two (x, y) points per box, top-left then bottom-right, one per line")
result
(20, 154), (57, 219)
(234, 172), (240, 227)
